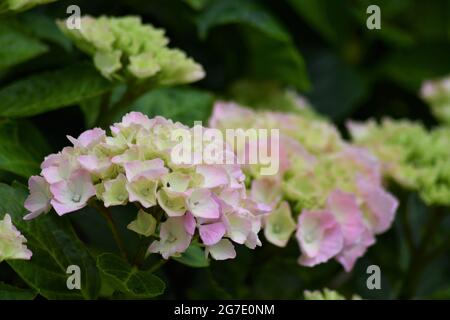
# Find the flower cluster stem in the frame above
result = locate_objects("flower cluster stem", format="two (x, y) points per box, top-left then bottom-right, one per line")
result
(92, 202), (129, 261)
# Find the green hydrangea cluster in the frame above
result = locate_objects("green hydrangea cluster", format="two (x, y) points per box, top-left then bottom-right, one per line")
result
(0, 0), (55, 12)
(349, 119), (450, 206)
(421, 76), (450, 125)
(57, 16), (205, 84)
(304, 288), (361, 300)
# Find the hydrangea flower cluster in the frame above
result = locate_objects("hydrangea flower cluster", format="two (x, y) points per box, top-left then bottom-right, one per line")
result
(209, 101), (399, 272)
(348, 118), (450, 206)
(0, 214), (32, 263)
(421, 75), (450, 125)
(0, 0), (55, 13)
(57, 16), (205, 83)
(24, 112), (264, 260)
(304, 288), (361, 300)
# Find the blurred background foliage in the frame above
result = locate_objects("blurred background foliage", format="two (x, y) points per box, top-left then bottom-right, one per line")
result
(0, 0), (449, 299)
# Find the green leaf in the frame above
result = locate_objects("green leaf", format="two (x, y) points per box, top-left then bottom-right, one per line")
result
(197, 0), (290, 42)
(183, 0), (211, 10)
(305, 50), (368, 120)
(0, 20), (48, 70)
(173, 244), (209, 268)
(20, 13), (72, 51)
(288, 0), (353, 45)
(381, 44), (450, 92)
(245, 30), (310, 91)
(0, 184), (100, 299)
(0, 63), (114, 118)
(132, 87), (214, 126)
(0, 121), (51, 178)
(97, 253), (165, 298)
(0, 282), (37, 300)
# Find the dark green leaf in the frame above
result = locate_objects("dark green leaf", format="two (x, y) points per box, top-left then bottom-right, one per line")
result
(97, 253), (165, 298)
(0, 184), (100, 299)
(0, 121), (50, 178)
(381, 44), (450, 92)
(173, 244), (209, 268)
(132, 87), (214, 126)
(0, 63), (114, 118)
(287, 0), (353, 45)
(0, 282), (37, 300)
(20, 13), (72, 51)
(305, 50), (368, 120)
(245, 30), (310, 91)
(197, 0), (290, 42)
(0, 20), (48, 70)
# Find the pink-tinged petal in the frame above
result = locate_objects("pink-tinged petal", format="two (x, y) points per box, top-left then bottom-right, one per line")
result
(67, 128), (105, 149)
(336, 229), (375, 272)
(206, 239), (236, 260)
(41, 166), (62, 184)
(208, 101), (255, 128)
(124, 159), (168, 182)
(24, 176), (52, 220)
(336, 146), (382, 185)
(187, 189), (220, 219)
(196, 165), (228, 188)
(296, 210), (344, 267)
(250, 177), (282, 210)
(224, 211), (253, 244)
(111, 146), (140, 165)
(40, 153), (60, 169)
(78, 155), (111, 174)
(357, 175), (399, 234)
(327, 190), (366, 245)
(41, 155), (79, 184)
(183, 212), (196, 235)
(50, 199), (85, 215)
(199, 222), (226, 246)
(0, 214), (33, 261)
(120, 112), (153, 129)
(49, 170), (96, 216)
(219, 188), (241, 208)
(147, 217), (191, 259)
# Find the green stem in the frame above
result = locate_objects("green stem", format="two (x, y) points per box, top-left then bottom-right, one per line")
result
(398, 206), (445, 299)
(94, 92), (111, 126)
(98, 83), (150, 128)
(92, 202), (129, 261)
(147, 259), (167, 273)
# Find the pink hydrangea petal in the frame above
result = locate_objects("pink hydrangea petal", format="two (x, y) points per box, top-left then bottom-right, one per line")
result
(67, 128), (105, 149)
(250, 177), (282, 209)
(78, 155), (111, 174)
(335, 229), (375, 272)
(208, 101), (254, 128)
(296, 210), (344, 267)
(124, 159), (168, 182)
(183, 212), (196, 235)
(40, 153), (60, 169)
(148, 217), (191, 259)
(199, 222), (226, 246)
(24, 176), (52, 220)
(187, 189), (220, 219)
(49, 170), (96, 216)
(196, 165), (229, 188)
(41, 166), (62, 184)
(327, 190), (366, 245)
(50, 199), (85, 216)
(120, 111), (154, 129)
(357, 175), (399, 234)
